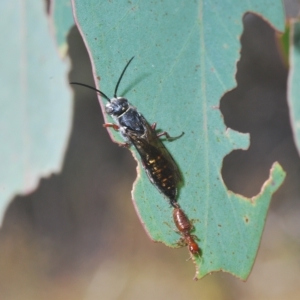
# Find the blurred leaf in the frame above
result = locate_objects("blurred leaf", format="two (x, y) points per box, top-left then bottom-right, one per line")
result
(72, 0), (285, 279)
(51, 0), (74, 57)
(0, 1), (72, 224)
(288, 19), (300, 155)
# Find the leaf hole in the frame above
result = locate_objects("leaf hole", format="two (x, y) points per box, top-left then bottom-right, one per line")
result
(220, 13), (296, 199)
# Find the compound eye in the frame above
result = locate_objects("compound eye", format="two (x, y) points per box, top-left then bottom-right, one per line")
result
(105, 104), (114, 115)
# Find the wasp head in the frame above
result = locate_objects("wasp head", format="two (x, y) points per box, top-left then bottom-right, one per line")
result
(105, 97), (129, 116)
(70, 57), (135, 118)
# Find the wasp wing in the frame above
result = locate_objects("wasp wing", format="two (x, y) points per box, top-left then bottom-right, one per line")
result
(126, 116), (181, 203)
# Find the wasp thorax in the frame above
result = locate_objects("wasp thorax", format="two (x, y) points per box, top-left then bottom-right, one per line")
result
(105, 97), (129, 116)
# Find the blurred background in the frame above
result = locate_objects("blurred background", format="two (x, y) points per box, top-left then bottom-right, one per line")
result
(1, 1), (300, 299)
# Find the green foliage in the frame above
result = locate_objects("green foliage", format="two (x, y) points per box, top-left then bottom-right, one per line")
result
(73, 0), (286, 279)
(0, 0), (288, 281)
(0, 1), (72, 224)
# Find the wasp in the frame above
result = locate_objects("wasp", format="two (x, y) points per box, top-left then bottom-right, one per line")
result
(71, 57), (183, 207)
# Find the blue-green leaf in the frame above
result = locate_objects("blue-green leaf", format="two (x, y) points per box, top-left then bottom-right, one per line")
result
(51, 0), (74, 57)
(0, 1), (72, 224)
(72, 0), (285, 279)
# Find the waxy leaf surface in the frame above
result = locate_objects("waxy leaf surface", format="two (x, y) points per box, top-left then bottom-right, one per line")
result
(0, 1), (72, 224)
(51, 0), (74, 57)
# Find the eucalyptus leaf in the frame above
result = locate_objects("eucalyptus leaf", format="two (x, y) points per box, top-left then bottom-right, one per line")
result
(0, 1), (72, 224)
(72, 0), (285, 279)
(51, 0), (74, 57)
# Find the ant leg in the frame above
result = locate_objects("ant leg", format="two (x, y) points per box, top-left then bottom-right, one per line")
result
(190, 234), (200, 242)
(103, 123), (119, 131)
(157, 131), (184, 141)
(176, 237), (187, 247)
(151, 123), (157, 130)
(186, 254), (193, 261)
(186, 248), (202, 262)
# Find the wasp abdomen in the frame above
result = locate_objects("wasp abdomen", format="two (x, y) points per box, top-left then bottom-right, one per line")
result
(143, 150), (178, 203)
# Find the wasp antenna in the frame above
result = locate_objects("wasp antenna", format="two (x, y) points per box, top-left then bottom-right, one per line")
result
(70, 82), (111, 102)
(114, 56), (135, 98)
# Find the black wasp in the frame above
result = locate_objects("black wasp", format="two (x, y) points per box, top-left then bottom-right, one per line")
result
(71, 57), (183, 207)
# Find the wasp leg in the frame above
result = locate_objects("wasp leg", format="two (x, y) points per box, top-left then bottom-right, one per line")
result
(103, 123), (119, 131)
(103, 123), (130, 147)
(157, 131), (184, 141)
(151, 123), (184, 141)
(119, 142), (131, 148)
